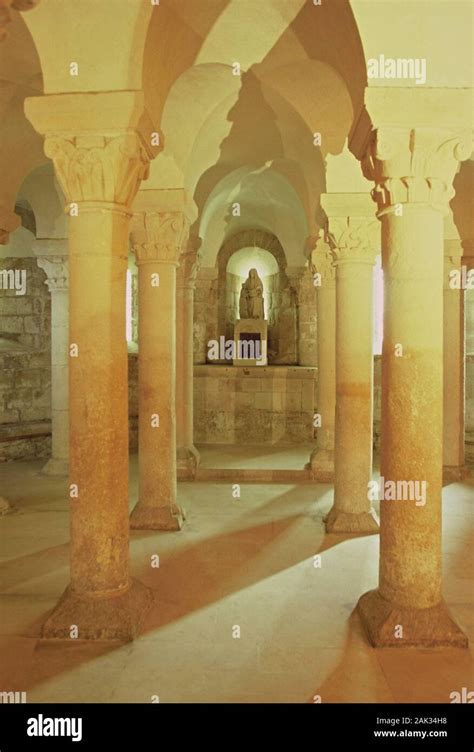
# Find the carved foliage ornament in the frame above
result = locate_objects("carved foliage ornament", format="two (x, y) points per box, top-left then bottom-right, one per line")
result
(37, 257), (69, 292)
(311, 231), (336, 283)
(362, 127), (472, 214)
(328, 218), (379, 264)
(0, 0), (40, 42)
(44, 133), (150, 208)
(132, 211), (190, 265)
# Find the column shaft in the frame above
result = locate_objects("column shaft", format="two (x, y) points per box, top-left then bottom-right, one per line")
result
(176, 281), (199, 479)
(327, 256), (378, 532)
(443, 254), (465, 478)
(310, 289), (336, 480)
(380, 209), (443, 607)
(310, 236), (336, 480)
(37, 254), (69, 476)
(69, 209), (131, 594)
(131, 260), (183, 529)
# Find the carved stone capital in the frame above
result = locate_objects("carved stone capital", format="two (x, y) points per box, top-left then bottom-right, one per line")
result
(0, 0), (40, 42)
(43, 133), (150, 209)
(25, 92), (158, 212)
(131, 211), (190, 266)
(328, 217), (379, 265)
(362, 127), (472, 215)
(37, 256), (69, 292)
(311, 230), (337, 285)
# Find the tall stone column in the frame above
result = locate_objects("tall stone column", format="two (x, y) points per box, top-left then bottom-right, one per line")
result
(25, 91), (157, 640)
(130, 194), (190, 530)
(443, 241), (466, 480)
(324, 196), (380, 533)
(309, 232), (336, 481)
(176, 237), (201, 481)
(354, 90), (471, 646)
(35, 243), (69, 476)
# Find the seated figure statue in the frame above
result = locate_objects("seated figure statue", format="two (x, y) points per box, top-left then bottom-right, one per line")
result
(239, 268), (265, 319)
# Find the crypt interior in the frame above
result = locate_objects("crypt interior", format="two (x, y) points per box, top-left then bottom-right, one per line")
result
(0, 0), (473, 703)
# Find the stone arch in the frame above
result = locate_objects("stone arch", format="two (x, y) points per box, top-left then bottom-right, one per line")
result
(218, 229), (287, 274)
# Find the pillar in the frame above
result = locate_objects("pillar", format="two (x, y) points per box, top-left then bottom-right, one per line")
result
(354, 89), (471, 646)
(35, 242), (69, 476)
(309, 232), (336, 481)
(25, 91), (157, 640)
(443, 242), (465, 480)
(176, 237), (201, 480)
(324, 198), (380, 534)
(130, 197), (190, 530)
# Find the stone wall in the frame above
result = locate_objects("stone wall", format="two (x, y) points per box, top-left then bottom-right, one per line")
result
(194, 365), (316, 445)
(0, 257), (52, 461)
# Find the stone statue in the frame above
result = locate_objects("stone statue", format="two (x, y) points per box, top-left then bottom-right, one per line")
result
(239, 268), (265, 319)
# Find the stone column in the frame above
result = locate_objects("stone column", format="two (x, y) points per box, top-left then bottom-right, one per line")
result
(354, 91), (471, 646)
(309, 232), (336, 481)
(443, 242), (465, 480)
(130, 197), (190, 530)
(35, 243), (69, 476)
(324, 196), (380, 534)
(176, 237), (201, 480)
(25, 91), (157, 640)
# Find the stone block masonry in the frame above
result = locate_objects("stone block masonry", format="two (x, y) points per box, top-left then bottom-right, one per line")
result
(194, 365), (317, 445)
(0, 259), (52, 461)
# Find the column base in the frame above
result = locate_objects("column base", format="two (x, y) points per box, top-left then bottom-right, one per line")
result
(130, 501), (185, 531)
(41, 457), (69, 477)
(357, 588), (468, 648)
(325, 506), (379, 534)
(41, 578), (153, 642)
(309, 448), (334, 482)
(443, 464), (466, 483)
(177, 446), (200, 481)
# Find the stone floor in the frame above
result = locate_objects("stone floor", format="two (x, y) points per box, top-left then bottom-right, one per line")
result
(0, 455), (473, 703)
(195, 443), (314, 482)
(197, 443), (315, 470)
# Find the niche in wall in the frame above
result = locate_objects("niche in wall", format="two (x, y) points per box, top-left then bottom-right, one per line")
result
(215, 230), (298, 364)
